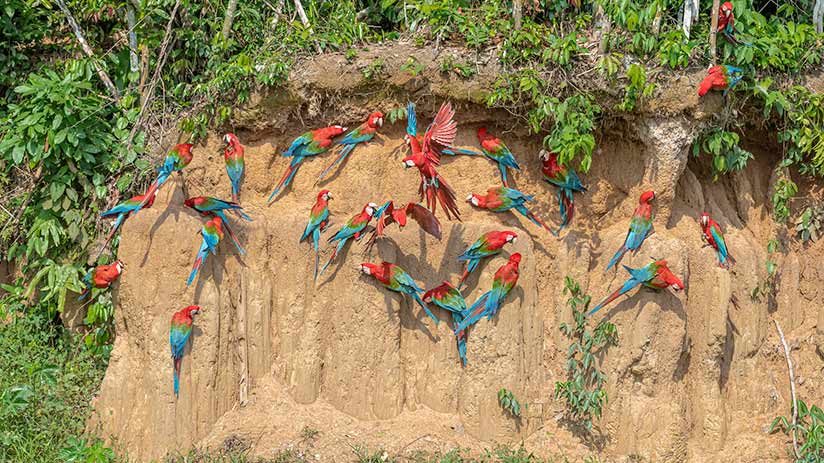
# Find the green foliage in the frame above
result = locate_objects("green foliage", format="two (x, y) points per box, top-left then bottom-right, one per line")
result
(361, 58), (386, 81)
(692, 129), (754, 180)
(595, 53), (622, 79)
(401, 57), (425, 76)
(619, 64), (655, 112)
(772, 177), (799, 224)
(0, 312), (109, 462)
(386, 106), (408, 125)
(771, 399), (824, 463)
(751, 239), (780, 304)
(657, 31), (695, 69)
(439, 55), (475, 78)
(555, 277), (618, 432)
(497, 388), (525, 418)
(353, 445), (394, 463)
(795, 204), (824, 243)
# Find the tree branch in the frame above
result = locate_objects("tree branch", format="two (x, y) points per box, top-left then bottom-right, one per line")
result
(293, 0), (322, 53)
(774, 320), (800, 460)
(710, 0), (720, 65)
(222, 0), (239, 39)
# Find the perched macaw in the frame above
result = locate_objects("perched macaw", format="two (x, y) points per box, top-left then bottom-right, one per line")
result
(187, 216), (224, 286)
(316, 112), (383, 182)
(318, 202), (378, 277)
(365, 200), (441, 250)
(78, 260), (124, 301)
(606, 191), (655, 271)
(359, 261), (439, 325)
(698, 65), (743, 98)
(587, 259), (684, 316)
(457, 230), (518, 289)
(301, 189), (333, 280)
(454, 253), (522, 333)
(423, 281), (469, 365)
(184, 196), (250, 255)
(170, 305), (201, 398)
(223, 133), (245, 203)
(700, 212), (734, 269)
(402, 102), (462, 220)
(466, 186), (555, 235)
(717, 2), (751, 46)
(136, 143), (195, 213)
(539, 149), (587, 234)
(268, 125), (347, 203)
(96, 190), (158, 258)
(476, 127), (521, 187)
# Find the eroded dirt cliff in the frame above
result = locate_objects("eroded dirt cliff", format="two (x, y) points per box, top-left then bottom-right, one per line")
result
(89, 44), (824, 462)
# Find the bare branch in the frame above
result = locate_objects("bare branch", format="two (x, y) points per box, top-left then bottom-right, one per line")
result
(774, 320), (800, 460)
(293, 0), (322, 53)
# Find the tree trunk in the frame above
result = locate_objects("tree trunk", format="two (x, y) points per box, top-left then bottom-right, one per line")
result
(125, 5), (139, 75)
(710, 0), (720, 64)
(293, 0), (322, 53)
(222, 0), (239, 39)
(595, 4), (611, 55)
(54, 0), (120, 101)
(652, 1), (663, 36)
(513, 0), (522, 30)
(814, 0), (823, 34)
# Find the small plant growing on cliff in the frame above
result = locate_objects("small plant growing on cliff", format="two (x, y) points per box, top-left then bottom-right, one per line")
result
(772, 177), (799, 223)
(400, 57), (424, 76)
(361, 58), (385, 81)
(619, 64), (655, 112)
(795, 205), (824, 243)
(439, 55), (475, 78)
(770, 398), (824, 463)
(555, 277), (618, 432)
(751, 239), (780, 305)
(692, 128), (754, 180)
(386, 106), (408, 125)
(497, 388), (525, 418)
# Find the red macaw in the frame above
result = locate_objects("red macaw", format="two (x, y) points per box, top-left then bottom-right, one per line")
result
(717, 2), (750, 45)
(136, 143), (194, 213)
(540, 149), (587, 234)
(316, 112), (383, 182)
(170, 305), (201, 398)
(423, 281), (469, 365)
(402, 102), (462, 220)
(301, 189), (333, 280)
(96, 190), (158, 259)
(476, 127), (521, 187)
(466, 186), (555, 235)
(698, 65), (743, 98)
(454, 253), (522, 333)
(359, 261), (439, 325)
(78, 260), (124, 301)
(318, 202), (378, 278)
(700, 212), (734, 269)
(588, 259), (684, 316)
(457, 230), (518, 290)
(184, 196), (250, 255)
(223, 133), (244, 203)
(187, 216), (224, 286)
(268, 125), (347, 203)
(365, 200), (441, 250)
(606, 191), (655, 271)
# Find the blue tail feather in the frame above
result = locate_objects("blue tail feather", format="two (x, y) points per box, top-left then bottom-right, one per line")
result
(412, 292), (439, 325)
(605, 246), (626, 271)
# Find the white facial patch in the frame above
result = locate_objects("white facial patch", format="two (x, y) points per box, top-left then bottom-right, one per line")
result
(510, 236), (517, 243)
(404, 159), (415, 167)
(359, 265), (371, 275)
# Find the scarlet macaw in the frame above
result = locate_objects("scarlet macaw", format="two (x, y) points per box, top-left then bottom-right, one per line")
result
(717, 2), (751, 46)
(316, 112), (383, 183)
(268, 125), (347, 203)
(700, 212), (734, 269)
(187, 216), (224, 287)
(318, 202), (378, 277)
(454, 253), (522, 333)
(539, 149), (587, 234)
(587, 259), (684, 316)
(457, 230), (518, 290)
(78, 260), (124, 301)
(466, 186), (555, 235)
(365, 200), (441, 250)
(359, 261), (439, 325)
(698, 65), (743, 98)
(223, 133), (245, 202)
(170, 305), (201, 398)
(476, 127), (521, 187)
(135, 143), (194, 213)
(423, 281), (469, 365)
(183, 196), (250, 255)
(96, 190), (158, 259)
(606, 190), (655, 271)
(301, 189), (333, 280)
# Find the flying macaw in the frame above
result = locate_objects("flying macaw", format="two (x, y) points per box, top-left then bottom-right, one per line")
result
(170, 305), (201, 398)
(457, 230), (518, 290)
(717, 2), (751, 46)
(316, 112), (383, 183)
(539, 149), (587, 234)
(466, 186), (555, 235)
(587, 259), (684, 316)
(96, 190), (158, 258)
(365, 200), (441, 250)
(187, 216), (224, 287)
(78, 260), (124, 301)
(404, 102), (480, 158)
(301, 189), (333, 280)
(223, 133), (245, 203)
(268, 125), (347, 203)
(183, 196), (250, 255)
(423, 281), (469, 365)
(605, 190), (655, 271)
(700, 212), (735, 269)
(402, 102), (462, 220)
(698, 65), (743, 98)
(476, 127), (521, 187)
(135, 143), (195, 213)
(454, 253), (522, 333)
(318, 202), (378, 277)
(359, 261), (439, 325)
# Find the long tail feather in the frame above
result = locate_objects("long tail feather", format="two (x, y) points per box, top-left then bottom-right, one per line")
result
(318, 238), (347, 278)
(94, 214), (127, 260)
(442, 147), (482, 156)
(454, 292), (490, 334)
(135, 178), (163, 213)
(515, 205), (554, 235)
(316, 144), (355, 183)
(187, 248), (208, 286)
(77, 286), (91, 302)
(173, 357), (182, 397)
(587, 277), (643, 316)
(435, 177), (460, 221)
(412, 292), (439, 325)
(222, 220), (246, 254)
(233, 208), (252, 221)
(499, 163), (509, 187)
(268, 162), (301, 203)
(605, 246), (627, 271)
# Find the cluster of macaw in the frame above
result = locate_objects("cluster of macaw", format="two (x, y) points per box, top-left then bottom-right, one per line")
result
(698, 2), (749, 100)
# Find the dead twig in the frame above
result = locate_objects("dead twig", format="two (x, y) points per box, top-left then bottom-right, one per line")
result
(774, 319), (800, 459)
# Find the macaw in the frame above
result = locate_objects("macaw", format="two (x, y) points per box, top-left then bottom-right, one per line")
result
(223, 133), (245, 203)
(457, 230), (518, 289)
(96, 190), (158, 258)
(539, 149), (587, 234)
(78, 260), (124, 301)
(423, 281), (469, 365)
(606, 190), (655, 271)
(187, 216), (224, 286)
(466, 186), (555, 235)
(402, 102), (462, 220)
(183, 196), (250, 255)
(476, 127), (521, 187)
(698, 65), (743, 98)
(301, 189), (333, 280)
(268, 125), (347, 203)
(316, 112), (383, 183)
(365, 200), (441, 250)
(587, 259), (684, 316)
(717, 2), (751, 46)
(700, 212), (735, 269)
(170, 305), (201, 398)
(135, 143), (195, 213)
(404, 102), (480, 158)
(318, 202), (378, 277)
(454, 253), (521, 333)
(359, 261), (439, 325)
